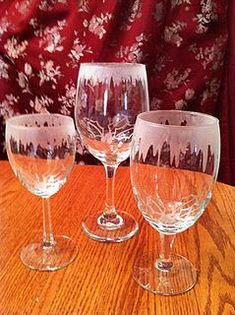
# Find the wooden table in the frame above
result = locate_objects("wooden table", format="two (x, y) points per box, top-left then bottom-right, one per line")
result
(0, 161), (234, 315)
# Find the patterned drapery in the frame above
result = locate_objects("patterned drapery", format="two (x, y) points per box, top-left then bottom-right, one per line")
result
(0, 0), (230, 182)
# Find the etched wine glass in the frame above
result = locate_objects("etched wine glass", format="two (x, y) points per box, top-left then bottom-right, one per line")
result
(75, 63), (149, 242)
(6, 114), (78, 271)
(130, 110), (220, 295)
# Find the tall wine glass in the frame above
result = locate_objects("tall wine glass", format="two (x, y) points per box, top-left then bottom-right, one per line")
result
(75, 63), (149, 242)
(130, 110), (220, 295)
(6, 114), (78, 271)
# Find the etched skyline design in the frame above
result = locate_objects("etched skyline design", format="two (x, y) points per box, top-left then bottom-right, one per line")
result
(134, 140), (215, 176)
(78, 63), (147, 87)
(9, 136), (74, 160)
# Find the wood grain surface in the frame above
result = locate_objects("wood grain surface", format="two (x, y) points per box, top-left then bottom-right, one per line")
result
(0, 161), (234, 315)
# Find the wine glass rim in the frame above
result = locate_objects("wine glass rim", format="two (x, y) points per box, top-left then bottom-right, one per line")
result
(80, 62), (146, 68)
(137, 110), (219, 129)
(6, 113), (75, 130)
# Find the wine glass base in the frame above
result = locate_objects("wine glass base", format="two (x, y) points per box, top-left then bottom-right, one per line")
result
(82, 211), (139, 242)
(133, 252), (197, 295)
(20, 235), (78, 271)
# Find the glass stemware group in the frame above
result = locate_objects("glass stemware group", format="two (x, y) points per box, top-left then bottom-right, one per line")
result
(5, 63), (221, 296)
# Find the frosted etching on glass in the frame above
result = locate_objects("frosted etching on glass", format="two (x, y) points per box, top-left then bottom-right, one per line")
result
(130, 110), (220, 295)
(6, 113), (78, 271)
(75, 62), (149, 242)
(78, 62), (148, 86)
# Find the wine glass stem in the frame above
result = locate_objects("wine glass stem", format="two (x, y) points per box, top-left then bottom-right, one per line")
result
(42, 197), (55, 247)
(104, 164), (118, 218)
(156, 233), (176, 271)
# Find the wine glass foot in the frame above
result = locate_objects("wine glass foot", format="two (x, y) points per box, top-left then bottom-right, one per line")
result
(133, 252), (197, 295)
(97, 213), (124, 230)
(82, 211), (139, 242)
(20, 235), (78, 271)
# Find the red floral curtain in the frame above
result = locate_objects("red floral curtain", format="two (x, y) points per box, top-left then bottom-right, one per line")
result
(0, 0), (230, 182)
(217, 0), (235, 185)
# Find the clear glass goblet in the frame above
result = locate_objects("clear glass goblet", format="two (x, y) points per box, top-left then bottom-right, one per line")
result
(6, 114), (78, 271)
(130, 110), (220, 295)
(75, 63), (149, 242)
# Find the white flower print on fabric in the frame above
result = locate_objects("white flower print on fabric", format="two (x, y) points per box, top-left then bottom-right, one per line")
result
(17, 72), (30, 93)
(185, 88), (195, 100)
(175, 99), (187, 110)
(171, 0), (191, 7)
(78, 0), (90, 13)
(38, 20), (66, 53)
(0, 17), (10, 38)
(115, 33), (150, 62)
(153, 55), (173, 73)
(4, 37), (28, 59)
(174, 88), (195, 110)
(29, 95), (53, 113)
(38, 58), (61, 88)
(194, 0), (218, 34)
(164, 68), (191, 90)
(29, 18), (38, 29)
(67, 31), (93, 68)
(201, 78), (220, 105)
(15, 0), (34, 15)
(16, 63), (34, 93)
(58, 82), (76, 116)
(153, 2), (164, 23)
(189, 35), (226, 70)
(151, 97), (162, 110)
(83, 13), (113, 39)
(0, 94), (19, 120)
(39, 0), (68, 11)
(24, 63), (33, 76)
(0, 57), (9, 79)
(120, 0), (142, 31)
(0, 0), (228, 166)
(164, 21), (187, 47)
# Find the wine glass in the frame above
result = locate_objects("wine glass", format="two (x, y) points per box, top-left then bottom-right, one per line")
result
(6, 113), (78, 271)
(130, 110), (220, 295)
(75, 63), (149, 242)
